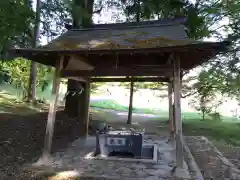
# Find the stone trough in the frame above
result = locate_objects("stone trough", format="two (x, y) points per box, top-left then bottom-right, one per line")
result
(85, 143), (158, 164)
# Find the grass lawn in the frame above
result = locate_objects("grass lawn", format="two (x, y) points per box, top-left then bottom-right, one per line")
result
(90, 99), (235, 121)
(183, 120), (240, 146)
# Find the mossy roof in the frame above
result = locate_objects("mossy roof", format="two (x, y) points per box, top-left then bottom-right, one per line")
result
(10, 18), (230, 72)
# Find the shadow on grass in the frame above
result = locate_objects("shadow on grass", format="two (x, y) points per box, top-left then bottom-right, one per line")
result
(0, 92), (41, 114)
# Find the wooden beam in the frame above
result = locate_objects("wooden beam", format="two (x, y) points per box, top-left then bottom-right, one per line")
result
(127, 80), (134, 124)
(173, 57), (184, 168)
(42, 56), (63, 158)
(90, 77), (169, 82)
(13, 41), (229, 56)
(68, 76), (87, 82)
(61, 68), (172, 77)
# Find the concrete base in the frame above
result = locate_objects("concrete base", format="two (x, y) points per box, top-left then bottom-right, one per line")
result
(173, 167), (191, 179)
(85, 144), (158, 164)
(34, 155), (54, 167)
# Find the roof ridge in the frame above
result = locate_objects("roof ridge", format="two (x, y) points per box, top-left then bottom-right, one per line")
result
(69, 18), (187, 32)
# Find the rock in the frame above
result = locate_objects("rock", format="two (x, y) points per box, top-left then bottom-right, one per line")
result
(117, 167), (132, 174)
(173, 167), (191, 179)
(136, 170), (147, 176)
(152, 163), (171, 169)
(147, 167), (172, 177)
(132, 163), (146, 169)
(146, 176), (163, 180)
(232, 172), (240, 180)
(159, 151), (175, 164)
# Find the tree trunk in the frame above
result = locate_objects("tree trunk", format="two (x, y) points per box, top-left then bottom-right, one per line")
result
(136, 0), (140, 22)
(64, 79), (83, 117)
(64, 0), (94, 116)
(202, 111), (205, 121)
(127, 81), (134, 124)
(27, 0), (40, 102)
(27, 62), (37, 102)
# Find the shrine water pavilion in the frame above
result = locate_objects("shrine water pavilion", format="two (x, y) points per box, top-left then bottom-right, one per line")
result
(10, 18), (229, 177)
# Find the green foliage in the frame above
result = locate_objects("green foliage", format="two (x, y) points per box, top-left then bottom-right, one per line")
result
(0, 59), (52, 99)
(40, 0), (71, 40)
(0, 0), (34, 54)
(209, 112), (222, 121)
(190, 70), (217, 120)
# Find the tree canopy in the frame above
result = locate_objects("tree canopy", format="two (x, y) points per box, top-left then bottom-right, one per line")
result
(0, 0), (34, 56)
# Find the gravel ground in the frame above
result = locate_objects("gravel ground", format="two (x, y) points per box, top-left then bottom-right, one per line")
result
(185, 136), (240, 180)
(214, 143), (240, 170)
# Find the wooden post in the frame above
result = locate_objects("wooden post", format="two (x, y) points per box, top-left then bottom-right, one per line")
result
(83, 79), (91, 136)
(127, 80), (134, 124)
(168, 82), (174, 137)
(173, 57), (184, 168)
(42, 57), (63, 158)
(77, 79), (91, 137)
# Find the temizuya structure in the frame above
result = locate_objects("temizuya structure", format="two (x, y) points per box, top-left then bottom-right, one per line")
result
(11, 18), (229, 169)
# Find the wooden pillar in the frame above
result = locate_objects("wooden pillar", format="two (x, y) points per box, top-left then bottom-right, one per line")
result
(168, 82), (174, 137)
(42, 57), (63, 158)
(77, 79), (91, 137)
(83, 79), (91, 136)
(173, 57), (184, 168)
(127, 80), (134, 124)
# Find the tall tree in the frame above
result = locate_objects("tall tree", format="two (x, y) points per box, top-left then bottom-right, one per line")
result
(190, 70), (216, 120)
(27, 0), (41, 102)
(64, 0), (95, 117)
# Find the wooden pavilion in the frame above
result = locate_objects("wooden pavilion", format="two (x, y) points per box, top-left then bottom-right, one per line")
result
(10, 18), (229, 169)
